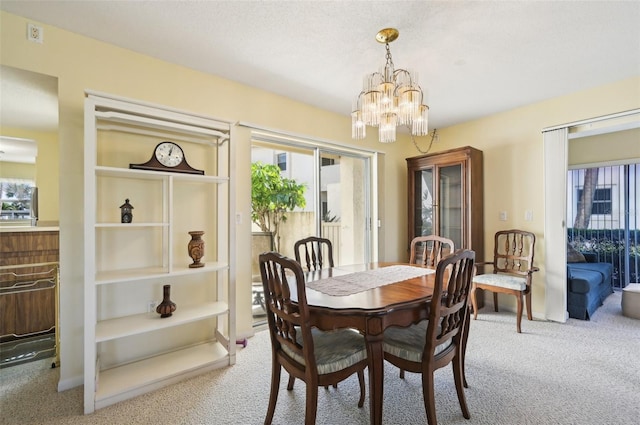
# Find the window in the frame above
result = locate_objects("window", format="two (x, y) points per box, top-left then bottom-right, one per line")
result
(321, 157), (335, 167)
(276, 153), (287, 171)
(576, 187), (612, 215)
(0, 179), (35, 220)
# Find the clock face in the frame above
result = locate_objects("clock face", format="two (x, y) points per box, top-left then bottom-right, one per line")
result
(154, 142), (184, 167)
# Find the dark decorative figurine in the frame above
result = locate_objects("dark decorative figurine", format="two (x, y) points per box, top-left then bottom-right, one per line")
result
(156, 284), (176, 318)
(120, 198), (134, 223)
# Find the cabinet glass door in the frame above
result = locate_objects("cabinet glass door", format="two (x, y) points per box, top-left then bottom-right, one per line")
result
(413, 168), (434, 237)
(439, 164), (463, 248)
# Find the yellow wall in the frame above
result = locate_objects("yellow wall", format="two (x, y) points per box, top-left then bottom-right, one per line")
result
(569, 127), (640, 166)
(0, 160), (35, 179)
(0, 11), (399, 388)
(2, 10), (639, 389)
(426, 78), (640, 316)
(0, 126), (59, 224)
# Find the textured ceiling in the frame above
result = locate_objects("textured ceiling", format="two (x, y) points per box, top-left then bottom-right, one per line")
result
(1, 0), (639, 134)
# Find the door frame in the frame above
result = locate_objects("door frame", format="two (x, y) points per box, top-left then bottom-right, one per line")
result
(248, 128), (379, 264)
(543, 108), (640, 322)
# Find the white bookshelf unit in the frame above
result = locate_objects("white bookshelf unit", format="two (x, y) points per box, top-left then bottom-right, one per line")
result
(83, 91), (235, 413)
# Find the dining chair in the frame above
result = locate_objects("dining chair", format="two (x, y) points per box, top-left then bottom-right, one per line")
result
(259, 252), (367, 425)
(294, 236), (334, 271)
(383, 249), (476, 425)
(400, 235), (456, 379)
(409, 235), (455, 267)
(292, 236), (339, 390)
(471, 229), (539, 333)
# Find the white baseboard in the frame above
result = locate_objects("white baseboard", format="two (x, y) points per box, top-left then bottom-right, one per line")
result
(58, 375), (83, 392)
(236, 329), (257, 342)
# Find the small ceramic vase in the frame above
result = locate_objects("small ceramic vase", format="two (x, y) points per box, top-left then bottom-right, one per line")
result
(188, 231), (205, 268)
(156, 284), (177, 318)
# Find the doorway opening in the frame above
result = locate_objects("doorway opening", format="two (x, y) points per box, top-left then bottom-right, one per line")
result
(0, 66), (60, 368)
(567, 163), (639, 289)
(543, 109), (640, 322)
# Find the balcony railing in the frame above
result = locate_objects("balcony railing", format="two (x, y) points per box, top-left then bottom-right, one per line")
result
(321, 222), (341, 264)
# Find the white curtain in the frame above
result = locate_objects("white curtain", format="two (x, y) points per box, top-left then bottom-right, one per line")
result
(543, 127), (569, 322)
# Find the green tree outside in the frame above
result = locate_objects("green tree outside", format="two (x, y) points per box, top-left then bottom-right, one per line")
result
(251, 162), (306, 252)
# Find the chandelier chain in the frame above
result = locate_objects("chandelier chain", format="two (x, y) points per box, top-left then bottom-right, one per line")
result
(411, 129), (438, 154)
(385, 43), (394, 68)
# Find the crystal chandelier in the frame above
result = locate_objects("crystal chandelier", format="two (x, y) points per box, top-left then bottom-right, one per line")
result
(352, 28), (429, 143)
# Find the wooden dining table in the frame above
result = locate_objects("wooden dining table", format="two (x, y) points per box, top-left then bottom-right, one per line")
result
(292, 262), (438, 425)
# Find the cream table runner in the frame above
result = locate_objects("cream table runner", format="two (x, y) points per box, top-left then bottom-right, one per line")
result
(306, 265), (435, 297)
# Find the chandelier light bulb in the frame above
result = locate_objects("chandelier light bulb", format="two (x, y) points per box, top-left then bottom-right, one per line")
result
(352, 110), (366, 139)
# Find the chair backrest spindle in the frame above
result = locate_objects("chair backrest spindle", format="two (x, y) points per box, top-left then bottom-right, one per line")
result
(492, 230), (535, 276)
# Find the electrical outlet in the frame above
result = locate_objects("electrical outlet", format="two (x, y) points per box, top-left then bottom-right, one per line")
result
(147, 300), (157, 313)
(525, 210), (533, 221)
(27, 23), (43, 43)
(499, 211), (508, 221)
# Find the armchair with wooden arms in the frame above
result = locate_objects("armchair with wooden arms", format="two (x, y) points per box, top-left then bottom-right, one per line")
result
(471, 229), (539, 333)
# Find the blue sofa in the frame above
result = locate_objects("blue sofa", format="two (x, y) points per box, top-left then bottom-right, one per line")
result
(567, 253), (613, 320)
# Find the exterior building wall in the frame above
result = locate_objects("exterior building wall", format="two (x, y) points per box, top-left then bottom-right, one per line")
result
(567, 164), (639, 230)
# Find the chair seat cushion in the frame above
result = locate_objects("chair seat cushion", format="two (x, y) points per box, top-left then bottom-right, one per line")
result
(383, 321), (451, 363)
(282, 328), (367, 375)
(473, 273), (527, 291)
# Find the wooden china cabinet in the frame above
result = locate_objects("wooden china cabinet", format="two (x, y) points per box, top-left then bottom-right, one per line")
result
(407, 146), (484, 288)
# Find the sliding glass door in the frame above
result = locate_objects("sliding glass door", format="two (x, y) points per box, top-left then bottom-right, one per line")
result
(251, 139), (373, 265)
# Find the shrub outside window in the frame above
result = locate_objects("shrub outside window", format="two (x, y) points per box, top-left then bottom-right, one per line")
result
(0, 179), (35, 220)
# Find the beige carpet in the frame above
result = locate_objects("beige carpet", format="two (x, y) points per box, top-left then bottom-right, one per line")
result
(1, 291), (639, 425)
